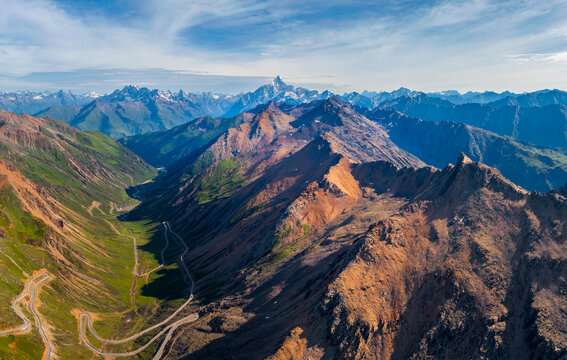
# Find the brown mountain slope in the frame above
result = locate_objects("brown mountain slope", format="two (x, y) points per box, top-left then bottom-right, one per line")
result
(314, 154), (566, 359)
(185, 98), (424, 175)
(145, 153), (567, 360)
(127, 99), (567, 359)
(291, 97), (424, 166)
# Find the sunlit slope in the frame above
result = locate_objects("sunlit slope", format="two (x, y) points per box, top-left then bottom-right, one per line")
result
(0, 110), (191, 359)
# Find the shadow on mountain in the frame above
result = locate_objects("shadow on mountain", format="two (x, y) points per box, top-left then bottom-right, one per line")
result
(139, 266), (189, 301)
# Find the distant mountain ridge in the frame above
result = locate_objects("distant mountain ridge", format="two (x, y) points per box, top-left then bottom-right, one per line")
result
(3, 78), (567, 139)
(379, 93), (567, 148)
(36, 86), (231, 138)
(0, 90), (100, 115)
(222, 76), (333, 117)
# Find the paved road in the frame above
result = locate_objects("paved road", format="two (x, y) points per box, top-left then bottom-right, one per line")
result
(0, 273), (48, 335)
(29, 275), (52, 360)
(92, 202), (166, 277)
(80, 221), (198, 359)
(0, 272), (53, 359)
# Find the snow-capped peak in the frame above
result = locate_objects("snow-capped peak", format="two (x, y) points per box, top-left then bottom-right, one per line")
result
(271, 75), (286, 90)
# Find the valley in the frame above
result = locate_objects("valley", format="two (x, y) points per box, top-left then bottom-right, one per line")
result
(0, 110), (199, 359)
(2, 0), (567, 358)
(0, 83), (567, 359)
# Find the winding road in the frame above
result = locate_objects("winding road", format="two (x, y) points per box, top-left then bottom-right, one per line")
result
(30, 275), (52, 360)
(79, 221), (198, 359)
(91, 202), (168, 277)
(0, 272), (53, 359)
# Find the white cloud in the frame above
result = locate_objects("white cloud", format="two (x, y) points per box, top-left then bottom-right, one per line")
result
(425, 0), (489, 27)
(0, 0), (566, 92)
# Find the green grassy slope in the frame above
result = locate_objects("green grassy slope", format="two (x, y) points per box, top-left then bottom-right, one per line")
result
(119, 114), (249, 167)
(0, 111), (195, 359)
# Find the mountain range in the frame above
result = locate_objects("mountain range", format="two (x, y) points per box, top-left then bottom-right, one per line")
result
(6, 77), (566, 140)
(0, 90), (101, 115)
(1, 80), (567, 359)
(380, 92), (567, 148)
(120, 97), (567, 359)
(120, 98), (567, 192)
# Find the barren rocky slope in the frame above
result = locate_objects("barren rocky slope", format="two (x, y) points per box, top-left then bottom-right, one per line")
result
(123, 98), (567, 359)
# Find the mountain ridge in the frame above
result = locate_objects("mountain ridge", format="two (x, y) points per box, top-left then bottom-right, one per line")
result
(6, 77), (566, 139)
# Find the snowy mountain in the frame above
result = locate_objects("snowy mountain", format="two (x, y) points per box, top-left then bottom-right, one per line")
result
(37, 85), (221, 138)
(223, 76), (332, 117)
(0, 90), (100, 115)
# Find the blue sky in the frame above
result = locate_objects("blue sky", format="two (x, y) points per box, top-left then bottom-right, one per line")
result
(0, 0), (566, 93)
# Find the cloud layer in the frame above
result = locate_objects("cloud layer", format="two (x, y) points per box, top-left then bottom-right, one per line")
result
(0, 0), (566, 93)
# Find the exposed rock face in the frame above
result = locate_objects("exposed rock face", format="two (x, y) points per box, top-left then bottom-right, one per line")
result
(318, 155), (567, 359)
(125, 99), (567, 360)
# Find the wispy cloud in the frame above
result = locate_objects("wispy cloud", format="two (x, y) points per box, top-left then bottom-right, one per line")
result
(0, 0), (566, 92)
(510, 52), (567, 64)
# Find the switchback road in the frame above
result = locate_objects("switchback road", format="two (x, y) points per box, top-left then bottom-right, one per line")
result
(79, 221), (198, 359)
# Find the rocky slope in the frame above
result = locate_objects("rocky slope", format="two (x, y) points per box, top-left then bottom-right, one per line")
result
(150, 151), (567, 359)
(129, 104), (567, 358)
(309, 154), (567, 359)
(118, 94), (567, 359)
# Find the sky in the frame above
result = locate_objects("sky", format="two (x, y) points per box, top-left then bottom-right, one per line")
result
(0, 0), (566, 94)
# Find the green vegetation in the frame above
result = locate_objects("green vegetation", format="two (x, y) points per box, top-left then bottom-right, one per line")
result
(195, 158), (245, 204)
(272, 224), (292, 250)
(0, 186), (47, 246)
(269, 247), (294, 265)
(302, 224), (311, 237)
(119, 115), (247, 167)
(263, 223), (312, 269)
(0, 115), (180, 359)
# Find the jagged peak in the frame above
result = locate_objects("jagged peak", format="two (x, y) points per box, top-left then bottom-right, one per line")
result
(272, 75), (286, 88)
(290, 95), (362, 129)
(434, 153), (528, 200)
(457, 152), (473, 166)
(250, 106), (293, 132)
(121, 84), (140, 92)
(253, 105), (280, 118)
(316, 95), (350, 111)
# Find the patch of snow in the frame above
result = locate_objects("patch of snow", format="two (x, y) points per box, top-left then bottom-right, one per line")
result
(85, 91), (103, 98)
(284, 91), (298, 100)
